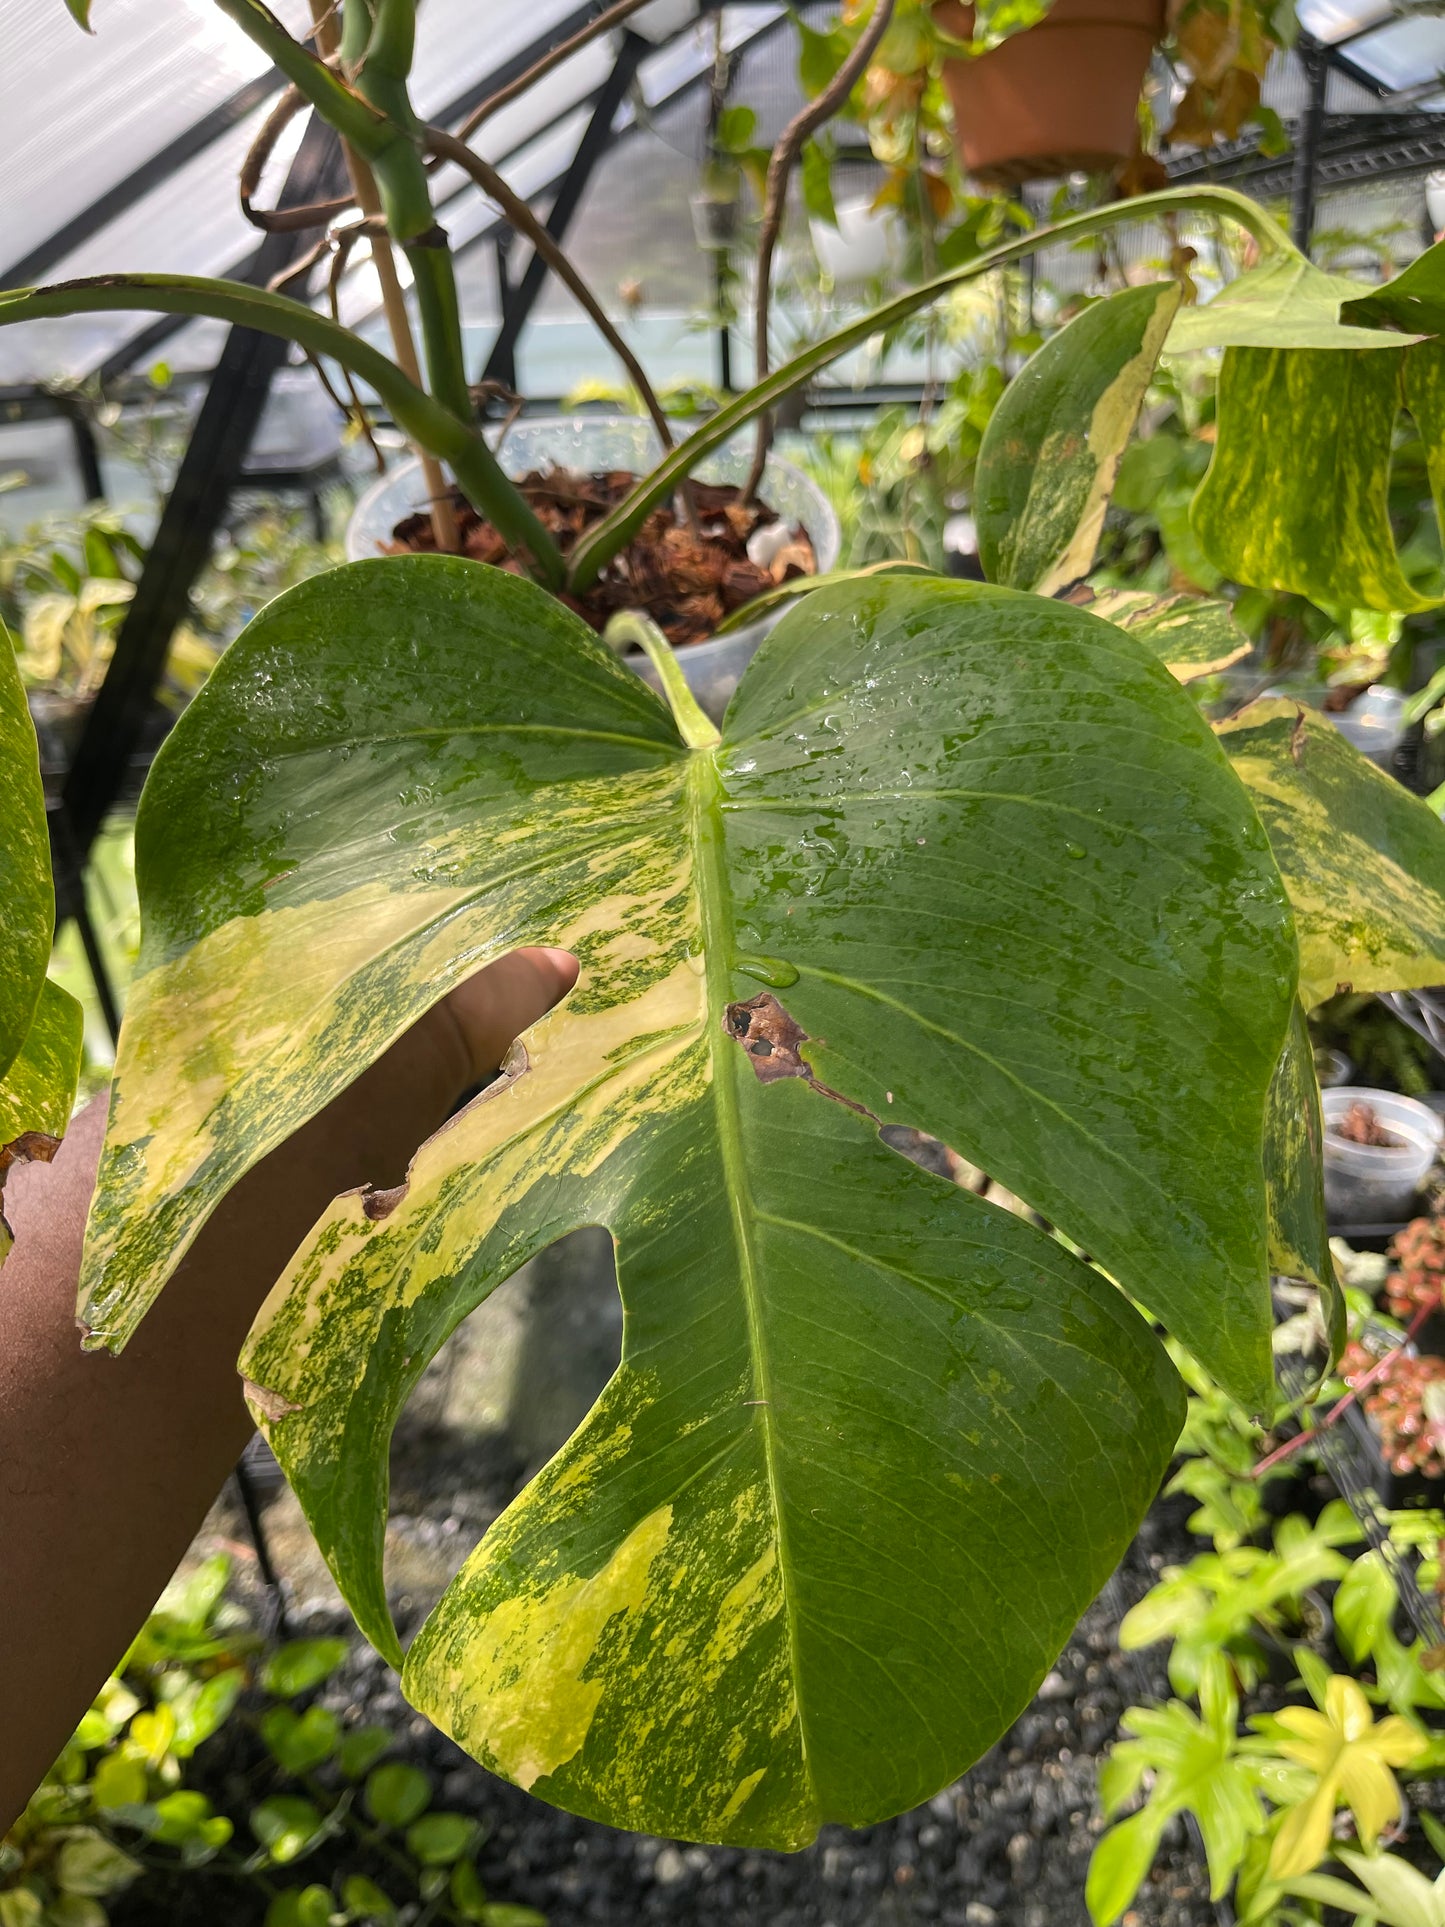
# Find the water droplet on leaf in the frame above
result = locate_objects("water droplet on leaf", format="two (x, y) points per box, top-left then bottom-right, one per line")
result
(734, 954), (800, 990)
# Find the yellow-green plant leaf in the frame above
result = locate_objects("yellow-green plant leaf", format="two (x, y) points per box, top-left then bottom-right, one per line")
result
(1192, 347), (1431, 614)
(0, 976), (84, 1263)
(1167, 254), (1409, 354)
(976, 282), (1182, 593)
(87, 558), (1298, 1845)
(0, 619), (54, 1082)
(1077, 589), (1251, 682)
(0, 626), (77, 1267)
(1263, 1675), (1426, 1877)
(1087, 1657), (1266, 1926)
(1217, 698), (1445, 1007)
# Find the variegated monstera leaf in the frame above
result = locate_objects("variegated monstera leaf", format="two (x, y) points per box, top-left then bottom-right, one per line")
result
(82, 560), (1298, 1847)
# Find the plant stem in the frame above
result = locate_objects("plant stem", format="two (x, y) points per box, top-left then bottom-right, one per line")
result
(212, 0), (391, 156)
(0, 274), (563, 584)
(452, 0), (657, 142)
(423, 125), (700, 533)
(220, 0), (524, 559)
(362, 0), (416, 79)
(566, 183), (1303, 591)
(741, 0), (897, 503)
(346, 28), (478, 459)
(603, 611), (720, 750)
(307, 0), (458, 552)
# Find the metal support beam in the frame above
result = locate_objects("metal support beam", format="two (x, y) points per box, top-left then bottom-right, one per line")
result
(59, 112), (345, 857)
(487, 233), (517, 389)
(482, 32), (648, 388)
(1166, 106), (1445, 202)
(66, 406), (105, 503)
(1292, 35), (1330, 255)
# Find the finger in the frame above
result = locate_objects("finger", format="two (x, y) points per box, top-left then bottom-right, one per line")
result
(444, 946), (579, 1082)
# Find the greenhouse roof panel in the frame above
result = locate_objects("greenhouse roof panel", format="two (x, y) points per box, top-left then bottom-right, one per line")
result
(0, 0), (314, 278)
(1295, 0), (1393, 45)
(1338, 12), (1445, 91)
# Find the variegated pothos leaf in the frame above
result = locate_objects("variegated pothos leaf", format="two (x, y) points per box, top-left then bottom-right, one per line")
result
(1192, 346), (1433, 615)
(1217, 698), (1445, 1009)
(1073, 589), (1251, 683)
(976, 281), (1182, 594)
(86, 560), (1296, 1844)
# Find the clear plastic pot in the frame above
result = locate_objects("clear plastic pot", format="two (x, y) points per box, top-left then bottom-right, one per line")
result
(1322, 1086), (1444, 1225)
(346, 417), (841, 724)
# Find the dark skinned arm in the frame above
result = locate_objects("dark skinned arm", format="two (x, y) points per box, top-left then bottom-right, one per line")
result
(0, 947), (577, 1833)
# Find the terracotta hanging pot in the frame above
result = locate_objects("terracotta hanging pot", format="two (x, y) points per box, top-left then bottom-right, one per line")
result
(934, 0), (1163, 186)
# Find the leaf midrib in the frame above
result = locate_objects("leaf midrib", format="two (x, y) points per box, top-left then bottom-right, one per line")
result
(687, 748), (816, 1817)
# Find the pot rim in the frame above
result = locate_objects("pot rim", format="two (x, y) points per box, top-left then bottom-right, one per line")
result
(345, 414), (841, 574)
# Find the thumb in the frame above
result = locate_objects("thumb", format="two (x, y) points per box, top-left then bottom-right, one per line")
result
(438, 946), (579, 1085)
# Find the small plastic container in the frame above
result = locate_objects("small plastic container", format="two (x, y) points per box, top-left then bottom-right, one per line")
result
(1322, 1086), (1444, 1225)
(1313, 1048), (1354, 1089)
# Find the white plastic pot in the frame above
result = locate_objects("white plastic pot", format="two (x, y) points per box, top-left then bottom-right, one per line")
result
(809, 195), (905, 286)
(1322, 1086), (1444, 1224)
(1326, 685), (1408, 763)
(346, 416), (842, 723)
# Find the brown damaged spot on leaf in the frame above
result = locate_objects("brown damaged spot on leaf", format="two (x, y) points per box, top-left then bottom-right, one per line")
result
(243, 1377), (304, 1424)
(363, 1183), (408, 1222)
(0, 1130), (62, 1176)
(724, 993), (875, 1120)
(0, 1129), (63, 1247)
(1290, 704), (1308, 767)
(724, 992), (811, 1085)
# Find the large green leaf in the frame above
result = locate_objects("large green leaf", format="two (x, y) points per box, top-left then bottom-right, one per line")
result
(1, 619), (54, 1084)
(1191, 346), (1431, 614)
(1404, 336), (1445, 517)
(85, 559), (1294, 1842)
(1217, 698), (1445, 1008)
(0, 978), (84, 1265)
(976, 282), (1181, 594)
(1076, 589), (1251, 683)
(250, 1061), (1183, 1846)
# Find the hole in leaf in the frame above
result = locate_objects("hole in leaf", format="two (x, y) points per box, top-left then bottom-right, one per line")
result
(381, 1230), (622, 1614)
